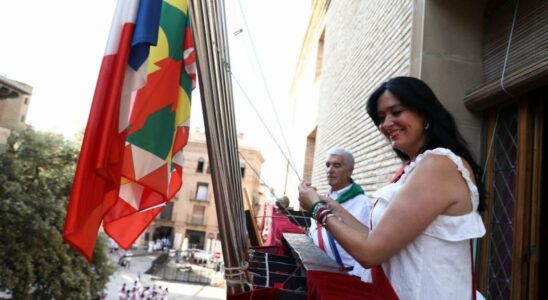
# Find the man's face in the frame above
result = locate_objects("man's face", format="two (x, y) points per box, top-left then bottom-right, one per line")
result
(326, 155), (353, 191)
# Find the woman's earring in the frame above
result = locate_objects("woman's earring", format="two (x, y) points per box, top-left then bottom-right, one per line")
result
(424, 122), (430, 130)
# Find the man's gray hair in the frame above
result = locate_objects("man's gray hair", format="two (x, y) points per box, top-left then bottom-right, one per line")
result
(326, 148), (355, 169)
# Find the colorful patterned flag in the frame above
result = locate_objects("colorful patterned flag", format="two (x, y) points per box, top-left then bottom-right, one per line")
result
(63, 0), (195, 261)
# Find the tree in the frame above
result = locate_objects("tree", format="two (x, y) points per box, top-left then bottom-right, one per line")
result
(0, 128), (114, 299)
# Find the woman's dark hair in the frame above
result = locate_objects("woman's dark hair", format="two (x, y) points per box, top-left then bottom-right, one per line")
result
(366, 76), (484, 211)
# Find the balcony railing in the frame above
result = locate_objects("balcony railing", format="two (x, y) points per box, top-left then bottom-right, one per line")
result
(186, 214), (207, 226)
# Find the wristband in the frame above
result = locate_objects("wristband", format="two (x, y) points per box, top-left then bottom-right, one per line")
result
(316, 208), (333, 225)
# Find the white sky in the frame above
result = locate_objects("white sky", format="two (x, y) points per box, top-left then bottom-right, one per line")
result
(0, 0), (311, 198)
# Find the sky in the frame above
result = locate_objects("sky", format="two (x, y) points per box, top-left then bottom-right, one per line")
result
(0, 0), (311, 198)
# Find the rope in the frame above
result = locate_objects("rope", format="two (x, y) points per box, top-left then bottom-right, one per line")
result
(265, 253), (270, 287)
(280, 265), (302, 287)
(238, 151), (279, 199)
(482, 108), (501, 181)
(500, 0), (520, 95)
(224, 261), (253, 291)
(230, 71), (303, 182)
(238, 151), (308, 231)
(256, 215), (311, 220)
(235, 0), (300, 176)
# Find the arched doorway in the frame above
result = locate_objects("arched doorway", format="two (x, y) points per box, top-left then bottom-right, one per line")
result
(153, 226), (174, 248)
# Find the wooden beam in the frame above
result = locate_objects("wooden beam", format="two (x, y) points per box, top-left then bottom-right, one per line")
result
(243, 187), (263, 246)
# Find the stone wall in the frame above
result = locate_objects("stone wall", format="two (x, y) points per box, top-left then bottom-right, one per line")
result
(311, 0), (413, 195)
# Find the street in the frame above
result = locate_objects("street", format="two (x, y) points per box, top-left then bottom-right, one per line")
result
(104, 252), (225, 300)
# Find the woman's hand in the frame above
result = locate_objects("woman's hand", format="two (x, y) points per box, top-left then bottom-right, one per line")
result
(298, 182), (320, 211)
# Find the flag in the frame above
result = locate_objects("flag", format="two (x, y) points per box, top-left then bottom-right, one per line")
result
(63, 0), (195, 261)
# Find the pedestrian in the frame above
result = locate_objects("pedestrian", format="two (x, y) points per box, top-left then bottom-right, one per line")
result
(148, 240), (154, 253)
(124, 251), (133, 269)
(118, 285), (127, 300)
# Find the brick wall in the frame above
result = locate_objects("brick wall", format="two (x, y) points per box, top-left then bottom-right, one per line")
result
(311, 0), (413, 195)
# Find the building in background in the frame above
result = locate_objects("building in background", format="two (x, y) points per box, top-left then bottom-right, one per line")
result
(141, 129), (265, 255)
(290, 0), (547, 298)
(0, 74), (32, 143)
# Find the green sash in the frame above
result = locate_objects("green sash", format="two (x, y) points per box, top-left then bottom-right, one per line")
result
(335, 181), (364, 204)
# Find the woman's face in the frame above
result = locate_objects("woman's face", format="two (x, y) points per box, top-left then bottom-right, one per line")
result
(376, 90), (426, 160)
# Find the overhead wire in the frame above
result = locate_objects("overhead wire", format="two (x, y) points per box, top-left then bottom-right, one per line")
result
(500, 0), (519, 95)
(230, 70), (303, 182)
(238, 151), (309, 231)
(238, 150), (278, 200)
(234, 0), (301, 181)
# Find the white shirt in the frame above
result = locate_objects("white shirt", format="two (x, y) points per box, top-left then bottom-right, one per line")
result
(371, 148), (485, 299)
(309, 183), (372, 276)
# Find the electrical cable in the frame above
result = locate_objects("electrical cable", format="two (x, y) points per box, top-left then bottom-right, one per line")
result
(230, 71), (303, 182)
(234, 0), (300, 178)
(238, 151), (307, 231)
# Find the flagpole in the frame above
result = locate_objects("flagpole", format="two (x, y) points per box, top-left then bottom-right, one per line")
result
(214, 0), (249, 252)
(188, 0), (251, 295)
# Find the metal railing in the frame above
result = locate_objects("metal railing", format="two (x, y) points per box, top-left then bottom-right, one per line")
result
(153, 265), (212, 285)
(186, 214), (208, 226)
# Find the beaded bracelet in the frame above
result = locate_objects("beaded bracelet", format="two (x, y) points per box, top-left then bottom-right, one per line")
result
(309, 199), (324, 214)
(312, 203), (329, 220)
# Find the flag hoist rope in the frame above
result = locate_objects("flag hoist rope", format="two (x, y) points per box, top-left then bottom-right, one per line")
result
(189, 0), (251, 295)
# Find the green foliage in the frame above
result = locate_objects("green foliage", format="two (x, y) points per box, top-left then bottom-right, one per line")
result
(0, 129), (114, 299)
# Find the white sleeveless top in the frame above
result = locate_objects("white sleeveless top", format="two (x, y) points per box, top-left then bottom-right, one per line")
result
(371, 148), (486, 300)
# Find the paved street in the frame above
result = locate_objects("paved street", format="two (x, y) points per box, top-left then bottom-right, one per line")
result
(104, 252), (225, 300)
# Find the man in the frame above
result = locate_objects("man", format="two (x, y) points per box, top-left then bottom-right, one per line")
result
(308, 148), (372, 278)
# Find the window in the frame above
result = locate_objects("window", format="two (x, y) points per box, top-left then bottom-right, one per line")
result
(185, 230), (205, 249)
(303, 128), (317, 182)
(24, 97), (28, 105)
(240, 163), (246, 178)
(486, 106), (517, 300)
(191, 205), (206, 225)
(195, 182), (208, 201)
(159, 202), (174, 220)
(196, 158), (205, 173)
(477, 98), (546, 299)
(20, 115), (25, 123)
(315, 30), (325, 81)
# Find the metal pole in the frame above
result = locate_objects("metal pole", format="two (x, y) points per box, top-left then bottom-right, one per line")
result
(188, 0), (250, 295)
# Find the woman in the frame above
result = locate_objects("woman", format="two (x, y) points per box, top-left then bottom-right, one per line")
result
(299, 76), (485, 299)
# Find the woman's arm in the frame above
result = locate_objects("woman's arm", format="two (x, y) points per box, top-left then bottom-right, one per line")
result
(317, 155), (466, 268)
